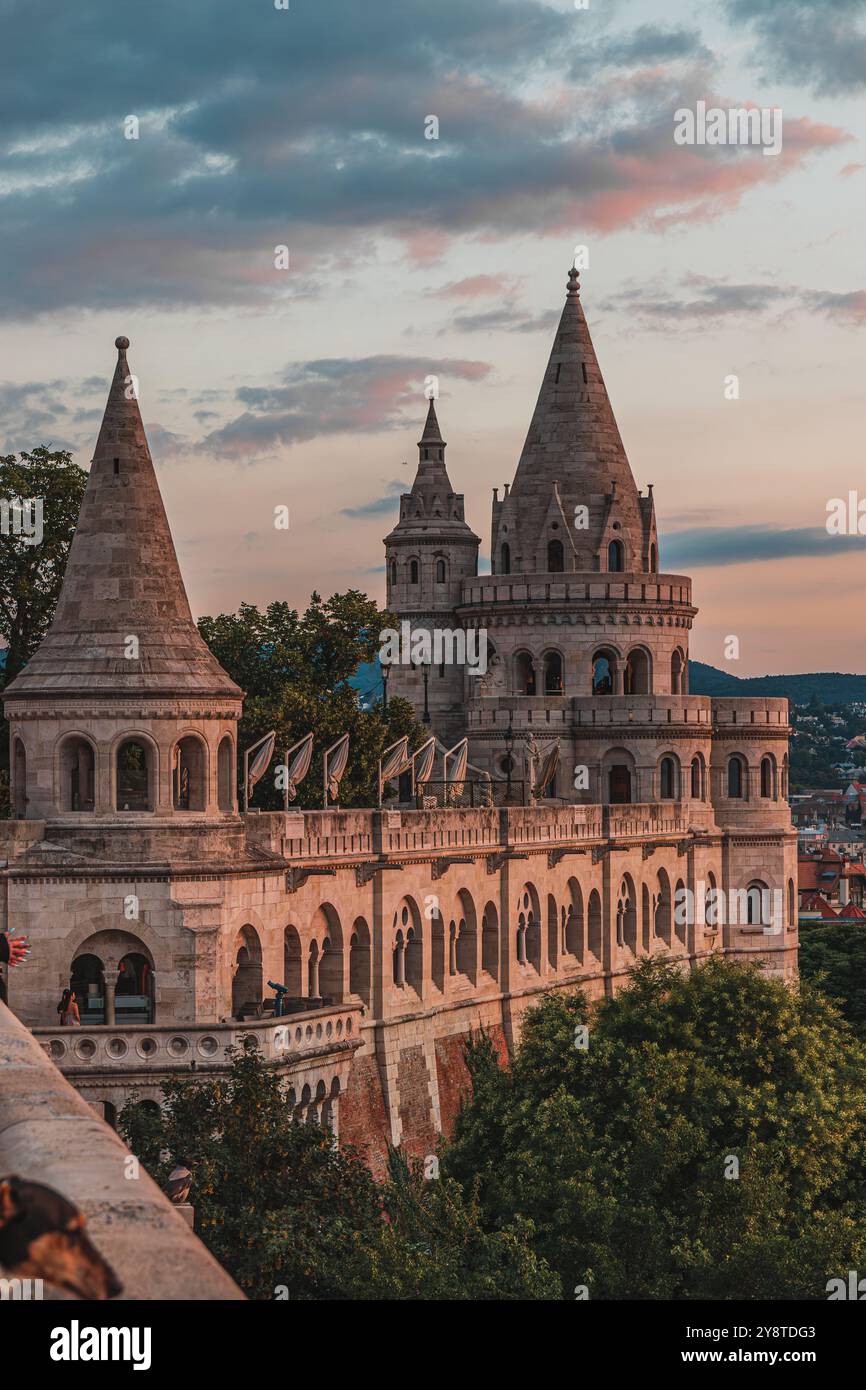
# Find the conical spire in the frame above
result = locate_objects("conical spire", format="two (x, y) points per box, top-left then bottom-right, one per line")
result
(385, 397), (479, 543)
(420, 396), (445, 444)
(5, 337), (241, 698)
(502, 266), (646, 568)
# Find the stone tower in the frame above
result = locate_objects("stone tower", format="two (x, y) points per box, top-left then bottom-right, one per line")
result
(4, 336), (243, 840)
(383, 397), (480, 744)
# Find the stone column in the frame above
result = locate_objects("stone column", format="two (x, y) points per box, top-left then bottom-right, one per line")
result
(103, 967), (118, 1025)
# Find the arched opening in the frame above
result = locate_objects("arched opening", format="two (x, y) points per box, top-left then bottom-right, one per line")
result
(659, 755), (678, 800)
(115, 951), (154, 1023)
(435, 557), (447, 584)
(547, 894), (558, 970)
(431, 909), (445, 992)
(392, 899), (422, 998)
(607, 539), (624, 572)
(592, 648), (617, 695)
(172, 735), (207, 811)
(706, 873), (719, 928)
(349, 918), (371, 1006)
(649, 543), (657, 572)
(500, 542), (511, 575)
(409, 558), (419, 584)
(60, 736), (95, 812)
(232, 925), (263, 1019)
(481, 902), (499, 980)
(116, 739), (153, 812)
(284, 925), (302, 999)
(12, 738), (26, 818)
(543, 650), (563, 695)
(313, 905), (343, 1002)
(788, 878), (795, 929)
(454, 890), (477, 983)
(655, 870), (672, 946)
(671, 649), (684, 694)
(565, 880), (583, 960)
(587, 890), (602, 962)
(70, 953), (105, 1025)
(760, 755), (776, 799)
(547, 538), (564, 573)
(641, 884), (651, 951)
(218, 736), (234, 812)
(608, 765), (631, 803)
(516, 885), (541, 973)
(674, 877), (687, 945)
(782, 754), (789, 800)
(514, 650), (536, 695)
(620, 876), (637, 955)
(625, 648), (651, 695)
(389, 559), (397, 586)
(746, 880), (771, 927)
(727, 755), (746, 799)
(690, 754), (704, 800)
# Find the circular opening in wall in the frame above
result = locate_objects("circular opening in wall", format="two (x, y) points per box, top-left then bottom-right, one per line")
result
(167, 1036), (190, 1058)
(198, 1035), (218, 1056)
(107, 1037), (128, 1059)
(75, 1038), (97, 1060)
(50, 1040), (66, 1060)
(137, 1037), (157, 1059)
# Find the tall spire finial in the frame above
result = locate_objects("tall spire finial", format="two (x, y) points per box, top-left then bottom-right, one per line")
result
(567, 264), (581, 299)
(115, 335), (130, 354)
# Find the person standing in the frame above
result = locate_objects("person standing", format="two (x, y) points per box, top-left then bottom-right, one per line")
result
(57, 988), (81, 1026)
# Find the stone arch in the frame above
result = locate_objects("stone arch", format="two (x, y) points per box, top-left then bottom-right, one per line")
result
(690, 753), (706, 800)
(113, 731), (158, 812)
(705, 872), (719, 928)
(788, 878), (795, 929)
(727, 753), (748, 799)
(514, 649), (536, 695)
(760, 754), (777, 799)
(172, 732), (208, 811)
(591, 646), (620, 695)
(434, 555), (448, 584)
(624, 646), (652, 695)
(57, 732), (96, 812)
(218, 734), (235, 812)
(602, 746), (636, 805)
(542, 648), (564, 695)
(481, 901), (499, 980)
(454, 888), (477, 983)
(430, 905), (445, 993)
(658, 752), (680, 801)
(71, 928), (156, 1025)
(392, 897), (423, 998)
(284, 925), (303, 998)
(674, 877), (687, 945)
(655, 869), (672, 946)
(12, 737), (26, 817)
(671, 647), (686, 694)
(311, 903), (344, 1002)
(587, 889), (602, 962)
(547, 893), (558, 970)
(349, 917), (371, 1006)
(232, 924), (263, 1017)
(565, 878), (584, 960)
(619, 874), (637, 954)
(745, 879), (771, 927)
(516, 882), (541, 971)
(641, 884), (651, 952)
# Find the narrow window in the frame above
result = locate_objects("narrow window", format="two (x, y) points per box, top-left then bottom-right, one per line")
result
(554, 363), (561, 384)
(581, 363), (587, 384)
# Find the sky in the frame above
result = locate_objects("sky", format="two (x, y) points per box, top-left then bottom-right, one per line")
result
(2, 0), (865, 676)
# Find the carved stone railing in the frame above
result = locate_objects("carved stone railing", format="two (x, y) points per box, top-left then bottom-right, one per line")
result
(603, 802), (689, 840)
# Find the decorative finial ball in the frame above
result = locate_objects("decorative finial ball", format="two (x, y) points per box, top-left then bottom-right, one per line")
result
(115, 335), (130, 351)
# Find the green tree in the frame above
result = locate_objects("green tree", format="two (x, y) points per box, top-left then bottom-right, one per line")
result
(799, 920), (866, 1035)
(443, 958), (866, 1299)
(0, 448), (88, 789)
(197, 594), (425, 808)
(119, 1036), (554, 1300)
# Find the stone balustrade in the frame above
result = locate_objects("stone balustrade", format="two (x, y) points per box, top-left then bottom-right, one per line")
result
(459, 571), (693, 609)
(603, 801), (689, 839)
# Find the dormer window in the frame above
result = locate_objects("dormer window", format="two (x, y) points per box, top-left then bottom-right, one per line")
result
(409, 559), (419, 584)
(608, 539), (624, 572)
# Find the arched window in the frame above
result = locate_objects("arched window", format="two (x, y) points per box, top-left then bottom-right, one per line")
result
(409, 559), (419, 584)
(659, 756), (677, 800)
(500, 542), (511, 574)
(649, 543), (657, 572)
(705, 872), (719, 928)
(435, 558), (447, 584)
(620, 876), (637, 954)
(608, 764), (632, 804)
(232, 926), (263, 1018)
(592, 648), (617, 694)
(607, 539), (624, 572)
(690, 755), (703, 800)
(116, 951), (154, 1024)
(60, 736), (95, 812)
(173, 736), (207, 811)
(481, 903), (499, 979)
(70, 953), (106, 1025)
(218, 736), (234, 812)
(746, 880), (770, 927)
(389, 559), (397, 586)
(116, 740), (152, 812)
(788, 878), (795, 928)
(760, 755), (775, 799)
(727, 755), (746, 799)
(782, 754), (789, 800)
(587, 890), (602, 961)
(543, 650), (563, 695)
(625, 648), (650, 694)
(349, 918), (371, 1006)
(547, 538), (564, 573)
(671, 648), (684, 694)
(655, 870), (672, 945)
(514, 650), (536, 695)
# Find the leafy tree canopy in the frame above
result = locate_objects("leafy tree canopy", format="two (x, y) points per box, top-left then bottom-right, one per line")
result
(198, 594), (425, 808)
(798, 921), (866, 1036)
(443, 957), (866, 1299)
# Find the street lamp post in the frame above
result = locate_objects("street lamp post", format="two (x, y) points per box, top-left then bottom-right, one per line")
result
(381, 657), (391, 712)
(421, 661), (431, 725)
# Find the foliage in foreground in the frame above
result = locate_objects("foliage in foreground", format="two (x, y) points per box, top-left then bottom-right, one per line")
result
(798, 920), (866, 1036)
(443, 957), (866, 1300)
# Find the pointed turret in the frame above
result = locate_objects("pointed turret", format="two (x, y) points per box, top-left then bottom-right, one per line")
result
(5, 337), (240, 699)
(384, 396), (479, 544)
(492, 267), (650, 575)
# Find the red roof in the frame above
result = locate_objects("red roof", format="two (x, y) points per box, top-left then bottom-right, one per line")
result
(838, 903), (866, 920)
(799, 892), (839, 919)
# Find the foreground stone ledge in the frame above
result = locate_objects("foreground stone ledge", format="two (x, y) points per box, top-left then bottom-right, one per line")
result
(0, 1001), (243, 1301)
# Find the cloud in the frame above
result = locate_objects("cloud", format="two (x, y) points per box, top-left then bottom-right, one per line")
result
(600, 274), (866, 329)
(443, 304), (559, 335)
(203, 354), (491, 458)
(341, 480), (406, 519)
(0, 1), (850, 318)
(662, 524), (866, 569)
(725, 0), (866, 95)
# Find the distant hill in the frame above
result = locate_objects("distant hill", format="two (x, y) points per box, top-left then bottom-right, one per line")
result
(689, 661), (866, 706)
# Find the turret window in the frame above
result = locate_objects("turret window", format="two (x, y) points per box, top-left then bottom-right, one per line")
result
(727, 755), (747, 799)
(173, 735), (207, 811)
(547, 539), (564, 572)
(607, 539), (624, 572)
(60, 736), (96, 812)
(435, 558), (447, 583)
(501, 542), (511, 574)
(409, 559), (419, 584)
(389, 560), (397, 586)
(116, 740), (153, 812)
(659, 755), (678, 800)
(543, 650), (563, 695)
(514, 651), (536, 695)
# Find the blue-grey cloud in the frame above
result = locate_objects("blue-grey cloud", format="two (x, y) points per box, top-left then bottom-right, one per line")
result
(341, 481), (406, 519)
(662, 524), (866, 569)
(601, 276), (866, 328)
(726, 0), (866, 94)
